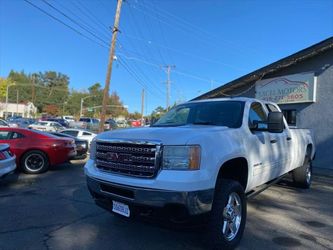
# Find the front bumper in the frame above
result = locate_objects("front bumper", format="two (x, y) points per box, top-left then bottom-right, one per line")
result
(87, 175), (214, 221)
(0, 156), (16, 178)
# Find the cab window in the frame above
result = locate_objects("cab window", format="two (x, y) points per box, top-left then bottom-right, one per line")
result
(11, 132), (24, 139)
(249, 102), (267, 130)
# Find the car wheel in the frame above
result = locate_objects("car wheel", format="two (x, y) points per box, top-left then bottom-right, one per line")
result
(21, 150), (49, 174)
(292, 154), (312, 189)
(208, 179), (247, 250)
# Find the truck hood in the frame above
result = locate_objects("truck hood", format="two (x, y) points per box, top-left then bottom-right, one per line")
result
(96, 125), (231, 145)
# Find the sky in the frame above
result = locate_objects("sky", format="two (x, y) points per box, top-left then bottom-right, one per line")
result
(0, 0), (332, 114)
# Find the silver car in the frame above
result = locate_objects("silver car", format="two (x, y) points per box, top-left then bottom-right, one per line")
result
(0, 144), (16, 178)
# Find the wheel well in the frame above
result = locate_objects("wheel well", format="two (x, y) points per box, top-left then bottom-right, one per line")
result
(306, 144), (313, 159)
(216, 158), (248, 190)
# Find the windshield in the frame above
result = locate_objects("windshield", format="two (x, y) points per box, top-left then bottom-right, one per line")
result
(153, 101), (244, 128)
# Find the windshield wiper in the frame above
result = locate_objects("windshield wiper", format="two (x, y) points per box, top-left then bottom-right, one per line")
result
(192, 121), (218, 125)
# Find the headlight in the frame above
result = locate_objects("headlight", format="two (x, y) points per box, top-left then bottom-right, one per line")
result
(162, 145), (201, 170)
(90, 139), (96, 160)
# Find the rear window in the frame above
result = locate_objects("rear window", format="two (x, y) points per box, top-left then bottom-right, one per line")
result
(62, 130), (79, 137)
(30, 130), (59, 138)
(36, 122), (48, 126)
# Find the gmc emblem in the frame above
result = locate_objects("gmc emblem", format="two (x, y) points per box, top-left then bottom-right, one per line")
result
(106, 152), (131, 162)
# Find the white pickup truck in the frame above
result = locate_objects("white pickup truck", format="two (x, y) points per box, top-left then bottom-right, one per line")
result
(85, 97), (315, 249)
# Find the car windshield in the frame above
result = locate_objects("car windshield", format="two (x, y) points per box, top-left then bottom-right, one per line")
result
(152, 101), (245, 128)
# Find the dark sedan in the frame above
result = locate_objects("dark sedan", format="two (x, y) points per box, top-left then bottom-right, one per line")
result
(49, 132), (88, 160)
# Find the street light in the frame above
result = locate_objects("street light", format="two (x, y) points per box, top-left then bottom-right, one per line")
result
(5, 82), (16, 119)
(80, 95), (95, 117)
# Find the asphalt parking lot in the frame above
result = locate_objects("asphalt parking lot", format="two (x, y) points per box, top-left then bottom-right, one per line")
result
(0, 161), (332, 250)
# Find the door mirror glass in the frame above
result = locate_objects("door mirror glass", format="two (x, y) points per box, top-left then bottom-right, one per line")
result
(268, 112), (284, 133)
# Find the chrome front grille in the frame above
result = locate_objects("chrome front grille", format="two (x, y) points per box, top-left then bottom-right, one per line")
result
(95, 140), (161, 178)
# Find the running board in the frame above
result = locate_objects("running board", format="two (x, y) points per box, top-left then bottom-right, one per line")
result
(246, 173), (288, 199)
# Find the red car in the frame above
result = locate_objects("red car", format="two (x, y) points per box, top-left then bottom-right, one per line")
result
(0, 127), (76, 174)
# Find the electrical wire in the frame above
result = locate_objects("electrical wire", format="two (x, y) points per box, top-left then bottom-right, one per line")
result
(116, 50), (222, 85)
(42, 0), (109, 47)
(117, 57), (163, 99)
(140, 0), (168, 65)
(117, 43), (165, 96)
(120, 33), (244, 71)
(23, 0), (108, 49)
(70, 0), (112, 36)
(51, 0), (111, 42)
(131, 0), (259, 56)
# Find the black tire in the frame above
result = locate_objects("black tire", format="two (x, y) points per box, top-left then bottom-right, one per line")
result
(21, 150), (49, 174)
(292, 154), (312, 189)
(207, 179), (247, 250)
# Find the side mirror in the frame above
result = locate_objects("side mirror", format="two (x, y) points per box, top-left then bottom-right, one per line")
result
(268, 112), (284, 133)
(249, 120), (258, 130)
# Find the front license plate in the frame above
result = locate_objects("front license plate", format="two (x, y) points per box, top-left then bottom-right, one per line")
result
(112, 201), (130, 217)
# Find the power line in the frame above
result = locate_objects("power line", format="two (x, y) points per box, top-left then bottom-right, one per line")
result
(117, 57), (163, 98)
(117, 43), (165, 96)
(24, 0), (165, 99)
(125, 2), (158, 64)
(41, 0), (109, 47)
(118, 56), (165, 99)
(132, 0), (259, 56)
(72, 0), (112, 36)
(120, 33), (244, 71)
(51, 0), (111, 42)
(149, 0), (175, 65)
(139, 0), (168, 65)
(23, 0), (108, 49)
(117, 51), (222, 85)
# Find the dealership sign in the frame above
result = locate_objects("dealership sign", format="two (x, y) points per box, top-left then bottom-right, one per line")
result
(255, 72), (317, 104)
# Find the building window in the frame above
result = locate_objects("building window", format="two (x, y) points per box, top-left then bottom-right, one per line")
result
(282, 109), (297, 126)
(3, 112), (13, 118)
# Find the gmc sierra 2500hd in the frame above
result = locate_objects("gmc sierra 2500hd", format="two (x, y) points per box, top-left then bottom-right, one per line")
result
(85, 97), (315, 249)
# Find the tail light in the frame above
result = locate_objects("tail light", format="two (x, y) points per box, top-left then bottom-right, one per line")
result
(0, 151), (7, 160)
(0, 150), (12, 160)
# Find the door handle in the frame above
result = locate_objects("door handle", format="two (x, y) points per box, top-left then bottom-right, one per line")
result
(286, 137), (292, 141)
(270, 139), (277, 144)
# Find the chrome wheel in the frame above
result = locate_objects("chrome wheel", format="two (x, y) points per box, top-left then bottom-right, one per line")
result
(25, 154), (45, 172)
(222, 192), (242, 241)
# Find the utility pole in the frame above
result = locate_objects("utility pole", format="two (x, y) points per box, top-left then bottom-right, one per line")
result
(141, 89), (145, 126)
(99, 0), (123, 133)
(5, 83), (15, 120)
(162, 65), (175, 110)
(31, 74), (36, 104)
(80, 95), (95, 117)
(16, 90), (19, 115)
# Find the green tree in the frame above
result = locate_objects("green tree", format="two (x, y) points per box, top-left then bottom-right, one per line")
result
(7, 70), (70, 114)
